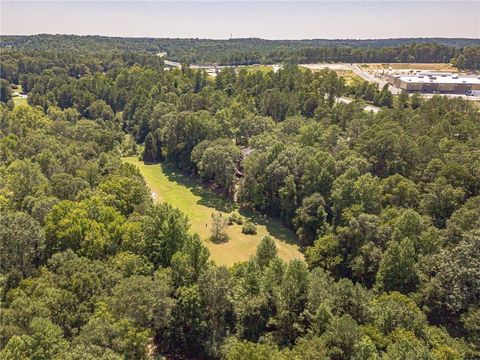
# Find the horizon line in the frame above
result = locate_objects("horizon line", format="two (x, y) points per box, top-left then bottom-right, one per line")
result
(2, 34), (480, 41)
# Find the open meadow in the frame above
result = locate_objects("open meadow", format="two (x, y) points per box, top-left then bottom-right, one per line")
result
(360, 63), (459, 71)
(123, 157), (303, 266)
(11, 84), (28, 106)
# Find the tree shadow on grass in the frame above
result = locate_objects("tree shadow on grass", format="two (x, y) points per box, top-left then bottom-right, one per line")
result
(238, 207), (299, 246)
(159, 162), (300, 247)
(209, 235), (230, 244)
(161, 163), (237, 213)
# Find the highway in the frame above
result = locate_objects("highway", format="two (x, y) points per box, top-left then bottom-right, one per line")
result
(164, 57), (382, 113)
(350, 64), (401, 94)
(161, 56), (478, 103)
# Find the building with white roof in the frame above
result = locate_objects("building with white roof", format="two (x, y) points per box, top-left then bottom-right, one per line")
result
(388, 73), (480, 94)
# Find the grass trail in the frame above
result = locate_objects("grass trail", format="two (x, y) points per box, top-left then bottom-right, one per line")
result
(124, 157), (303, 266)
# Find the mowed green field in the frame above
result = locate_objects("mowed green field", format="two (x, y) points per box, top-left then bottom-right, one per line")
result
(12, 85), (28, 107)
(123, 157), (303, 266)
(13, 97), (27, 106)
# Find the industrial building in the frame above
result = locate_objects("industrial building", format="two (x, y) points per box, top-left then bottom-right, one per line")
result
(387, 73), (480, 94)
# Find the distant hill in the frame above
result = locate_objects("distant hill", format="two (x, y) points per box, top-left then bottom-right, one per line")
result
(1, 34), (480, 68)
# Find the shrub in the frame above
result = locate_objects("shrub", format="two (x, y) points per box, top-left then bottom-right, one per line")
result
(242, 221), (257, 235)
(228, 213), (244, 225)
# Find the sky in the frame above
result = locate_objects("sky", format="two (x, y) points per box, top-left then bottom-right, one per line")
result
(1, 1), (479, 39)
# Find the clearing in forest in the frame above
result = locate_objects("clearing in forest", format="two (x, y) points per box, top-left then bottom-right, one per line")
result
(12, 84), (28, 106)
(360, 63), (459, 71)
(123, 157), (303, 266)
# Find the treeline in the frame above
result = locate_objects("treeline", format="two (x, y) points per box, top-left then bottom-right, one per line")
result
(2, 34), (480, 68)
(0, 49), (164, 85)
(1, 47), (479, 359)
(4, 35), (480, 52)
(0, 104), (478, 360)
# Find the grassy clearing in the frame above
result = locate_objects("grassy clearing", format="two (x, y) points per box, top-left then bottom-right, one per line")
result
(12, 84), (27, 107)
(361, 63), (458, 71)
(298, 65), (362, 85)
(335, 69), (363, 85)
(249, 65), (275, 73)
(13, 97), (27, 106)
(124, 157), (303, 266)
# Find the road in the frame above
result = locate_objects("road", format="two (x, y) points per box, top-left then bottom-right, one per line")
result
(164, 57), (382, 113)
(161, 56), (478, 103)
(165, 58), (396, 94)
(350, 64), (401, 94)
(163, 60), (182, 68)
(336, 96), (380, 113)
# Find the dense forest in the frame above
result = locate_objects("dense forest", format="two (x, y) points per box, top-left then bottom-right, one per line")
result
(2, 35), (480, 68)
(0, 42), (479, 360)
